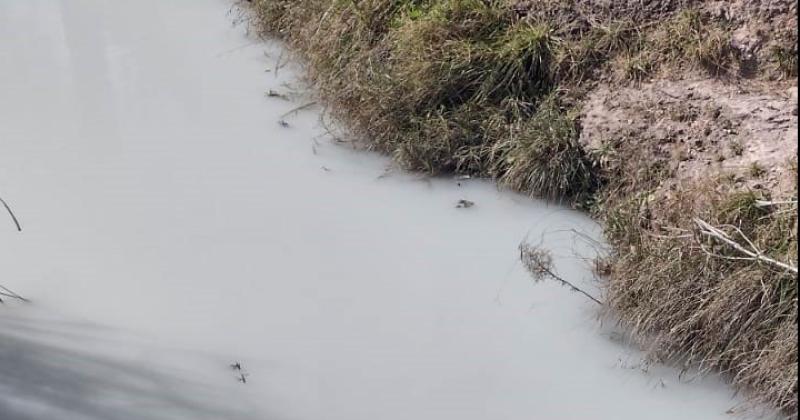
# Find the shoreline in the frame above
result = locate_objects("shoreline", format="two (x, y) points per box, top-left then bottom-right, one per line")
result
(248, 1), (798, 415)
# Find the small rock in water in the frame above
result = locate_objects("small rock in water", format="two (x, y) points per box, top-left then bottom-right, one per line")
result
(456, 199), (475, 209)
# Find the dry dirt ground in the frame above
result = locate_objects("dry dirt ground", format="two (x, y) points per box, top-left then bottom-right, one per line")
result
(581, 80), (798, 197)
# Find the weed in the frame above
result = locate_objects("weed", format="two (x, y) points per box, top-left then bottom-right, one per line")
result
(730, 139), (744, 156)
(646, 9), (734, 77)
(749, 161), (767, 178)
(620, 52), (654, 82)
(771, 44), (799, 78)
(490, 96), (597, 200)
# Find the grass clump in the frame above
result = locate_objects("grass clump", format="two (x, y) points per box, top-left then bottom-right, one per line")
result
(489, 97), (597, 200)
(635, 9), (734, 77)
(602, 179), (798, 414)
(555, 19), (642, 83)
(771, 44), (799, 79)
(485, 22), (554, 100)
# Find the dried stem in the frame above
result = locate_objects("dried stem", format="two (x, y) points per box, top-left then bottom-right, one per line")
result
(755, 200), (798, 208)
(0, 194), (21, 231)
(0, 285), (29, 303)
(279, 101), (318, 120)
(519, 243), (603, 305)
(694, 218), (798, 274)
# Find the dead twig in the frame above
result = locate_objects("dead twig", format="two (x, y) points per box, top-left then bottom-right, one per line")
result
(274, 50), (286, 78)
(0, 285), (29, 303)
(279, 101), (318, 120)
(0, 193), (26, 303)
(315, 109), (350, 144)
(694, 218), (798, 274)
(0, 194), (21, 231)
(755, 200), (798, 208)
(519, 243), (603, 305)
(277, 101), (318, 127)
(214, 41), (259, 58)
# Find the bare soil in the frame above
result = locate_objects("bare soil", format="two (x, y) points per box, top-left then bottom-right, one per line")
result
(581, 80), (798, 196)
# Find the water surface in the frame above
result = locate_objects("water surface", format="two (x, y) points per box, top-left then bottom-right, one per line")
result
(0, 1), (747, 419)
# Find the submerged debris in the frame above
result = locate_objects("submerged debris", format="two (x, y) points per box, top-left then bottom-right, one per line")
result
(0, 285), (29, 303)
(456, 199), (475, 209)
(0, 194), (21, 231)
(229, 361), (249, 384)
(266, 89), (289, 100)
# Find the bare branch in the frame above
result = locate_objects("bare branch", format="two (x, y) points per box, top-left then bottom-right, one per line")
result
(0, 285), (29, 303)
(0, 194), (21, 231)
(694, 218), (798, 274)
(755, 200), (798, 208)
(279, 101), (318, 120)
(519, 243), (603, 305)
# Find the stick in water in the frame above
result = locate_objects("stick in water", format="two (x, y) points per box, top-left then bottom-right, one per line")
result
(519, 243), (603, 305)
(0, 193), (27, 303)
(0, 194), (21, 231)
(0, 284), (29, 302)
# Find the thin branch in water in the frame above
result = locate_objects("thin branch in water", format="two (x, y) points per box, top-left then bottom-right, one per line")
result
(0, 193), (27, 303)
(0, 194), (21, 231)
(274, 50), (286, 78)
(519, 243), (603, 305)
(279, 101), (318, 120)
(214, 41), (259, 58)
(0, 285), (29, 303)
(315, 108), (350, 144)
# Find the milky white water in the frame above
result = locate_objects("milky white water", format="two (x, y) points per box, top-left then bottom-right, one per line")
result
(0, 1), (755, 419)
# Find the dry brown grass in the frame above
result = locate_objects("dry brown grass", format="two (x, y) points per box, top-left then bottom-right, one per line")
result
(601, 178), (798, 414)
